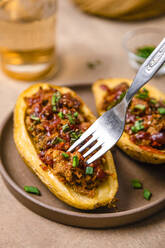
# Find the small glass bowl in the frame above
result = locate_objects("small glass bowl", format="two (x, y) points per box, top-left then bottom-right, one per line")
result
(123, 27), (165, 76)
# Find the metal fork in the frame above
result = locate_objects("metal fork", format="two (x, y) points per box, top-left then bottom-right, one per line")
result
(68, 38), (165, 164)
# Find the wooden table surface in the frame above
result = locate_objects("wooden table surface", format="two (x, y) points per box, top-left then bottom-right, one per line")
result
(0, 0), (165, 247)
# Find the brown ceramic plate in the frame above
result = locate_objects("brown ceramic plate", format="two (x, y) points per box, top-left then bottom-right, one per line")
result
(0, 84), (165, 228)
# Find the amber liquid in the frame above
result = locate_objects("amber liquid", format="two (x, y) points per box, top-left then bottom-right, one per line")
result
(0, 0), (57, 81)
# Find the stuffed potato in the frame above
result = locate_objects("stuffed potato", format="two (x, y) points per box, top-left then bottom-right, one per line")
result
(14, 83), (118, 210)
(93, 78), (165, 164)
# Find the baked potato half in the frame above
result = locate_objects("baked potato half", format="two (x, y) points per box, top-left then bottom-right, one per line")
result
(93, 78), (165, 164)
(14, 83), (118, 210)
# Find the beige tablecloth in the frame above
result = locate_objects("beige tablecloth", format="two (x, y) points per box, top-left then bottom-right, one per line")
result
(0, 0), (165, 247)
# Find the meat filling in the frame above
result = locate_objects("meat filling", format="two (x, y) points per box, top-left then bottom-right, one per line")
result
(25, 87), (109, 198)
(101, 83), (165, 150)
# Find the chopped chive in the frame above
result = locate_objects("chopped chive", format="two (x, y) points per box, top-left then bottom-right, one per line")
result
(107, 92), (126, 111)
(136, 88), (149, 99)
(131, 126), (137, 133)
(86, 166), (94, 175)
(58, 112), (64, 119)
(74, 112), (78, 118)
(70, 131), (82, 143)
(87, 60), (102, 69)
(143, 88), (148, 93)
(150, 99), (157, 104)
(62, 152), (69, 159)
(143, 189), (152, 200)
(30, 114), (40, 122)
(131, 179), (142, 189)
(136, 46), (155, 59)
(52, 91), (61, 106)
(67, 114), (75, 124)
(158, 107), (165, 114)
(131, 120), (144, 133)
(87, 62), (96, 69)
(117, 92), (126, 102)
(70, 132), (78, 140)
(107, 102), (115, 110)
(52, 105), (56, 112)
(51, 93), (56, 105)
(56, 137), (64, 143)
(51, 137), (63, 145)
(134, 104), (146, 111)
(72, 155), (79, 167)
(62, 124), (70, 132)
(56, 92), (61, 102)
(29, 127), (34, 132)
(24, 186), (40, 195)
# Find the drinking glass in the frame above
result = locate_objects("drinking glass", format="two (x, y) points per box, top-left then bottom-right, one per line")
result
(0, 0), (57, 81)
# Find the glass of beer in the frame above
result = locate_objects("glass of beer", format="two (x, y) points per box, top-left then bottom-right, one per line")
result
(0, 0), (57, 81)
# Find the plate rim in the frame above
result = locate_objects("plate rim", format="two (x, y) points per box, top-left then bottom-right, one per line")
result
(0, 111), (165, 221)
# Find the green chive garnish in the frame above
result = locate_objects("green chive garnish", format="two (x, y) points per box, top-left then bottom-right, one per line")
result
(56, 92), (61, 102)
(131, 120), (144, 133)
(72, 155), (79, 167)
(107, 92), (126, 111)
(58, 112), (64, 119)
(134, 104), (146, 111)
(74, 112), (78, 118)
(131, 126), (137, 133)
(136, 88), (149, 99)
(29, 127), (34, 132)
(87, 60), (101, 69)
(51, 137), (63, 145)
(62, 124), (70, 132)
(30, 114), (40, 122)
(136, 46), (155, 59)
(70, 132), (78, 140)
(117, 92), (126, 102)
(70, 131), (82, 143)
(67, 114), (75, 124)
(158, 107), (165, 114)
(24, 186), (40, 195)
(131, 179), (142, 189)
(143, 189), (152, 200)
(52, 105), (56, 112)
(52, 93), (56, 105)
(107, 102), (115, 110)
(87, 62), (95, 69)
(62, 152), (69, 159)
(86, 166), (94, 175)
(52, 92), (61, 105)
(150, 99), (157, 104)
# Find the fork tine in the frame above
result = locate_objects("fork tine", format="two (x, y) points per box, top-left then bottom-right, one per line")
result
(78, 134), (98, 153)
(67, 124), (96, 152)
(86, 146), (108, 164)
(83, 140), (103, 158)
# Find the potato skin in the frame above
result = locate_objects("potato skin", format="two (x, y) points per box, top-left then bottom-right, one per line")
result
(14, 83), (118, 210)
(93, 78), (165, 164)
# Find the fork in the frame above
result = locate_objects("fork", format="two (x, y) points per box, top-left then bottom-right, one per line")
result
(68, 38), (165, 164)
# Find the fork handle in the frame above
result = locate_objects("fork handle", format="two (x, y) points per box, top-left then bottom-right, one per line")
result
(126, 38), (165, 104)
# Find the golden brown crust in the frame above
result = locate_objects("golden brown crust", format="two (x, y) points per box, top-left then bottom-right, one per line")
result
(92, 78), (165, 164)
(14, 83), (118, 209)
